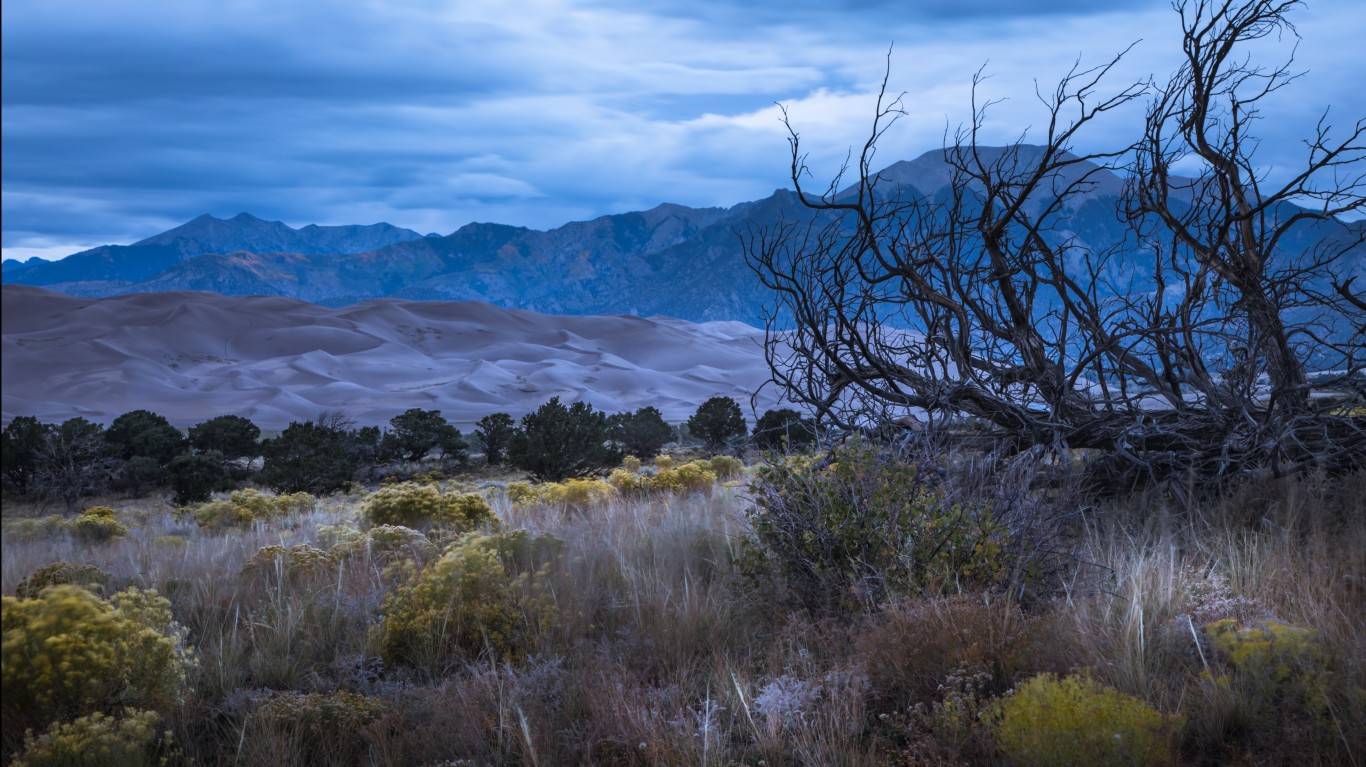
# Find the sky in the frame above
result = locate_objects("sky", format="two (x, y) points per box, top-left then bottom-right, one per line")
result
(3, 0), (1363, 262)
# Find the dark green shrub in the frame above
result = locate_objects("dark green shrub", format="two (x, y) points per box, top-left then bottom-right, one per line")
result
(687, 396), (746, 452)
(752, 408), (817, 451)
(104, 410), (184, 466)
(475, 412), (516, 466)
(509, 397), (621, 481)
(111, 456), (164, 498)
(31, 418), (118, 511)
(260, 420), (359, 494)
(387, 408), (468, 463)
(166, 450), (232, 505)
(188, 414), (260, 459)
(746, 443), (1017, 613)
(608, 406), (676, 459)
(15, 562), (112, 599)
(1, 416), (52, 494)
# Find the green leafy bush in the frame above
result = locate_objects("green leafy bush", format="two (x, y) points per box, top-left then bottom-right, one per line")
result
(12, 708), (172, 767)
(608, 406), (676, 459)
(509, 397), (621, 481)
(376, 530), (561, 669)
(69, 506), (127, 544)
(687, 396), (747, 452)
(104, 410), (184, 466)
(745, 443), (1016, 613)
(474, 412), (517, 466)
(185, 488), (314, 529)
(188, 414), (261, 459)
(361, 482), (498, 531)
(165, 451), (231, 505)
(386, 408), (468, 463)
(994, 673), (1177, 767)
(15, 562), (112, 599)
(1, 586), (195, 745)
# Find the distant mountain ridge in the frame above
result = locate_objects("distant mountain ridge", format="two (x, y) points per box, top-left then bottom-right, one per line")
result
(2, 213), (425, 286)
(4, 148), (1360, 326)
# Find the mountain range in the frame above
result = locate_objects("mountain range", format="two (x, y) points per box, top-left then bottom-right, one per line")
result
(4, 147), (1362, 327)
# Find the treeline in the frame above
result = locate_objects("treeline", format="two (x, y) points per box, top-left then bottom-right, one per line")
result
(1, 395), (816, 509)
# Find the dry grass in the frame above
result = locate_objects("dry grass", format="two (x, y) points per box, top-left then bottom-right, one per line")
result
(3, 464), (1363, 765)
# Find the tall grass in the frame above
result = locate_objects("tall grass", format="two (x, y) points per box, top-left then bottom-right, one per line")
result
(3, 464), (1363, 765)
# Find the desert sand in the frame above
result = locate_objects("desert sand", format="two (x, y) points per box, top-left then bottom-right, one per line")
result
(1, 286), (783, 429)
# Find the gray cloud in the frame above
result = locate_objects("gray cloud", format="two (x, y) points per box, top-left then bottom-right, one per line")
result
(3, 0), (1361, 260)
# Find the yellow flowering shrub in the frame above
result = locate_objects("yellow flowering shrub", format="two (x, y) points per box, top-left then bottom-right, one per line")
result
(12, 709), (171, 767)
(707, 455), (745, 480)
(654, 454), (676, 471)
(1, 514), (67, 541)
(994, 673), (1177, 767)
(361, 482), (498, 532)
(1203, 618), (1338, 715)
(607, 467), (647, 494)
(69, 506), (127, 543)
(650, 461), (717, 494)
(1, 586), (195, 742)
(376, 530), (561, 669)
(621, 455), (643, 473)
(540, 478), (617, 510)
(15, 562), (112, 599)
(186, 488), (315, 529)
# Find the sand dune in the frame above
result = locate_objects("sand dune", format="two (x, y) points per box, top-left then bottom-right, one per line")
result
(2, 285), (784, 429)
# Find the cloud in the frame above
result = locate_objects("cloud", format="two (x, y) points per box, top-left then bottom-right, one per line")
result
(3, 0), (1361, 259)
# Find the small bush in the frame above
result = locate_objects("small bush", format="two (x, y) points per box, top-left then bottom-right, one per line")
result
(185, 488), (314, 529)
(621, 455), (643, 473)
(12, 708), (171, 767)
(1194, 617), (1350, 757)
(708, 455), (745, 480)
(540, 478), (617, 511)
(15, 562), (112, 599)
(1, 586), (195, 745)
(329, 524), (437, 566)
(607, 467), (647, 495)
(361, 482), (498, 532)
(994, 672), (1176, 767)
(165, 451), (231, 505)
(375, 530), (561, 670)
(243, 690), (390, 766)
(240, 545), (340, 584)
(68, 506), (127, 544)
(1, 514), (67, 541)
(649, 461), (717, 494)
(746, 443), (1018, 613)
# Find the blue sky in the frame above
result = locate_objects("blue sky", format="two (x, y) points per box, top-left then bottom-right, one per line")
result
(3, 0), (1362, 261)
